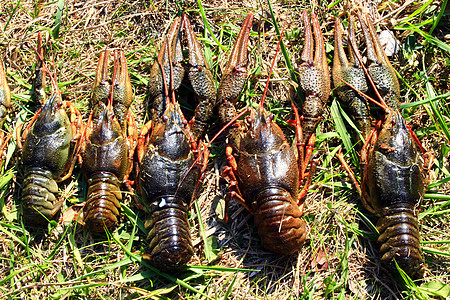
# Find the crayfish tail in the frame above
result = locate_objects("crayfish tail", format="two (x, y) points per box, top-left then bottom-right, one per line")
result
(144, 195), (194, 270)
(84, 172), (122, 232)
(252, 187), (307, 255)
(377, 203), (424, 278)
(21, 169), (61, 225)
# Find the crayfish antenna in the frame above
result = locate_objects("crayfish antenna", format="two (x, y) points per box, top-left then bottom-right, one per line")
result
(108, 50), (117, 109)
(32, 36), (61, 100)
(259, 28), (284, 108)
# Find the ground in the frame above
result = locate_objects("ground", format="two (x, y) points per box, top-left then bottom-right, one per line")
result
(0, 0), (449, 299)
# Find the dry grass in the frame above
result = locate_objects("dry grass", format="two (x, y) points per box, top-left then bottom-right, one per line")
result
(0, 0), (449, 299)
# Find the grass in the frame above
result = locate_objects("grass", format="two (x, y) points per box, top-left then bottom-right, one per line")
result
(0, 0), (449, 299)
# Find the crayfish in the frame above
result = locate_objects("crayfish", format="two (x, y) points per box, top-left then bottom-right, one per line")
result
(18, 34), (82, 225)
(80, 50), (137, 231)
(334, 12), (433, 278)
(138, 13), (253, 269)
(223, 11), (330, 254)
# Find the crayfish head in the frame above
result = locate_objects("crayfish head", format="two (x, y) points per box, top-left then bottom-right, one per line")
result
(376, 109), (419, 164)
(88, 102), (122, 145)
(240, 106), (286, 154)
(151, 103), (191, 160)
(34, 93), (70, 137)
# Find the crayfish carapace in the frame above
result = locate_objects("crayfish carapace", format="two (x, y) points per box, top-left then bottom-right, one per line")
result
(334, 12), (433, 278)
(138, 13), (253, 269)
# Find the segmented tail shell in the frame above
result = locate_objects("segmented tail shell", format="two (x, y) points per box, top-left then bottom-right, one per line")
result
(144, 196), (193, 269)
(252, 187), (307, 255)
(377, 203), (423, 276)
(21, 168), (62, 224)
(84, 172), (122, 231)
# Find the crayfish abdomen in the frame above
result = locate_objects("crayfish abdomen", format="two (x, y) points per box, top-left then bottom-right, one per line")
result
(252, 188), (306, 255)
(377, 205), (422, 276)
(21, 169), (61, 224)
(84, 173), (122, 230)
(143, 196), (193, 267)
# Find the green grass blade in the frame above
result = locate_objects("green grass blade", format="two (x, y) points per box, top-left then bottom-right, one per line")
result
(52, 0), (65, 39)
(396, 22), (450, 53)
(423, 71), (450, 142)
(194, 198), (218, 263)
(429, 0), (448, 34)
(111, 231), (213, 299)
(330, 99), (358, 166)
(399, 92), (450, 109)
(267, 0), (296, 82)
(396, 0), (433, 25)
(197, 0), (225, 50)
(4, 0), (22, 31)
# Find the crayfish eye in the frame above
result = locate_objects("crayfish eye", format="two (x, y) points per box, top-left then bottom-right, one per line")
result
(268, 114), (274, 121)
(246, 117), (253, 124)
(56, 102), (64, 108)
(163, 115), (169, 122)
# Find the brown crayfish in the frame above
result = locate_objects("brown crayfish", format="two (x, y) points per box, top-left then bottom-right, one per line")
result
(223, 11), (330, 254)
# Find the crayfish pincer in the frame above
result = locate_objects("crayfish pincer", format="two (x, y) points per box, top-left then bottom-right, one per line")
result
(335, 12), (433, 278)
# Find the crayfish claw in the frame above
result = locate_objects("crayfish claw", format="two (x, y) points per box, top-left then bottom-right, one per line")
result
(148, 17), (184, 121)
(32, 32), (46, 105)
(183, 14), (216, 103)
(332, 15), (371, 141)
(217, 13), (253, 124)
(222, 13), (253, 78)
(357, 11), (400, 109)
(91, 50), (111, 105)
(297, 10), (330, 144)
(182, 14), (216, 139)
(312, 12), (328, 76)
(112, 50), (133, 127)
